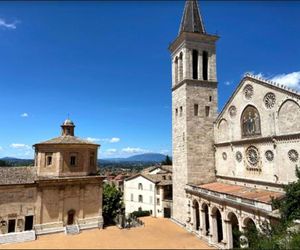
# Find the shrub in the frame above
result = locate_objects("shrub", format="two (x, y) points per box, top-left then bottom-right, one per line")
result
(131, 210), (150, 217)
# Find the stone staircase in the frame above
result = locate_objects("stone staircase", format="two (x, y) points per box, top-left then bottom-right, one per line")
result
(0, 230), (36, 244)
(65, 224), (80, 235)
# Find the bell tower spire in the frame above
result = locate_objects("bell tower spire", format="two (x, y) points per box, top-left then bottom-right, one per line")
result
(170, 0), (219, 225)
(179, 0), (205, 34)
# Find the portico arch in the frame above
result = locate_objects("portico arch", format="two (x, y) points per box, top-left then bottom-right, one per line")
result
(192, 200), (200, 231)
(242, 217), (257, 248)
(211, 207), (223, 243)
(201, 203), (210, 237)
(227, 212), (240, 248)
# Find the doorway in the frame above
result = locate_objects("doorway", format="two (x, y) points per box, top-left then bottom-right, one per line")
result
(8, 219), (16, 233)
(67, 210), (75, 225)
(25, 215), (34, 231)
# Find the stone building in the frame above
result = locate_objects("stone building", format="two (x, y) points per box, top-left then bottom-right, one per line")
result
(0, 119), (103, 244)
(170, 0), (299, 249)
(124, 165), (172, 218)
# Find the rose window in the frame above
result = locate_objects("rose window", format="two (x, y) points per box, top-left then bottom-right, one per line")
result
(264, 92), (276, 109)
(246, 146), (259, 165)
(288, 150), (299, 162)
(243, 84), (254, 100)
(236, 151), (242, 162)
(229, 105), (237, 118)
(265, 150), (274, 161)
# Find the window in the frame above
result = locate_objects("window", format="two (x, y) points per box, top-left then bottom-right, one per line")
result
(174, 57), (178, 84)
(180, 106), (183, 117)
(205, 106), (210, 117)
(138, 195), (143, 203)
(46, 153), (52, 166)
(89, 152), (95, 167)
(209, 96), (212, 102)
(241, 105), (261, 137)
(138, 183), (143, 190)
(131, 193), (133, 201)
(194, 104), (199, 116)
(156, 187), (159, 195)
(202, 51), (208, 80)
(169, 176), (172, 180)
(138, 207), (142, 212)
(157, 198), (160, 205)
(162, 175), (166, 180)
(175, 108), (178, 117)
(70, 155), (77, 166)
(192, 50), (198, 79)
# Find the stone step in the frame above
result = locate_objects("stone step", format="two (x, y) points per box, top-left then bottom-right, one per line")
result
(65, 225), (80, 235)
(0, 230), (36, 244)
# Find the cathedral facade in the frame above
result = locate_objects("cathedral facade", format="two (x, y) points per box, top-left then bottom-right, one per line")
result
(171, 1), (300, 249)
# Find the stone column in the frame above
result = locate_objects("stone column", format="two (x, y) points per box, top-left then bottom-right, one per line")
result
(79, 185), (85, 220)
(183, 48), (191, 80)
(178, 55), (183, 82)
(208, 207), (215, 244)
(200, 208), (206, 237)
(198, 52), (203, 80)
(35, 187), (43, 225)
(58, 187), (64, 225)
(224, 219), (231, 249)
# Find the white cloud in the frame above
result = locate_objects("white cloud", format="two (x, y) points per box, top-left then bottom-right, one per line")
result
(106, 148), (117, 154)
(10, 143), (30, 149)
(0, 146), (3, 151)
(121, 147), (149, 154)
(246, 71), (300, 91)
(224, 81), (232, 86)
(160, 149), (170, 155)
(21, 113), (28, 118)
(109, 137), (120, 143)
(91, 137), (121, 143)
(270, 71), (300, 90)
(86, 137), (100, 143)
(0, 18), (18, 30)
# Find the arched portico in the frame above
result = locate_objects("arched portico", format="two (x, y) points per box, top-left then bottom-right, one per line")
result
(192, 200), (200, 231)
(201, 203), (210, 237)
(242, 217), (257, 248)
(211, 207), (223, 243)
(226, 212), (240, 248)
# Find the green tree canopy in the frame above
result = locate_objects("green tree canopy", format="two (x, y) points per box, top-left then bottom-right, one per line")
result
(102, 183), (123, 225)
(161, 155), (172, 165)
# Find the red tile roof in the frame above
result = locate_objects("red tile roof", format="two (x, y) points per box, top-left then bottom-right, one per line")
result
(199, 182), (284, 204)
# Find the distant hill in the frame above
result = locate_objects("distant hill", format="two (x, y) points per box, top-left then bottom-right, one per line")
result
(0, 157), (34, 166)
(102, 153), (168, 163)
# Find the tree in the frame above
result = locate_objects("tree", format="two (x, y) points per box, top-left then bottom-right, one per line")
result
(102, 183), (123, 225)
(161, 155), (172, 165)
(0, 160), (8, 166)
(240, 167), (300, 249)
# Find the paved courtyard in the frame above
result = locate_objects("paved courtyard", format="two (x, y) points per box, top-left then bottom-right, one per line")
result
(1, 217), (212, 249)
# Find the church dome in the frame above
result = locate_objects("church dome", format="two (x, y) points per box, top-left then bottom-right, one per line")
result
(63, 119), (74, 126)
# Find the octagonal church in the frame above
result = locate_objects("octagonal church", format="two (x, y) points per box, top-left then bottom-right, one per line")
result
(0, 119), (103, 243)
(171, 0), (300, 249)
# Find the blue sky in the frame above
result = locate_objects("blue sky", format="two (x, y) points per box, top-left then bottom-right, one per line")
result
(0, 1), (299, 159)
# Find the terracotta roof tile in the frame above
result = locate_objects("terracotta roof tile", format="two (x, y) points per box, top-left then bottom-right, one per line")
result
(199, 182), (284, 204)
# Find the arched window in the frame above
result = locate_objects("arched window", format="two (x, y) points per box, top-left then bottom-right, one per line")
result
(174, 57), (178, 84)
(178, 52), (183, 82)
(241, 105), (261, 137)
(192, 50), (198, 79)
(138, 183), (143, 190)
(138, 195), (143, 203)
(202, 51), (208, 80)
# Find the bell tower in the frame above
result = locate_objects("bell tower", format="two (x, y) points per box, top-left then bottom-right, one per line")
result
(170, 0), (219, 225)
